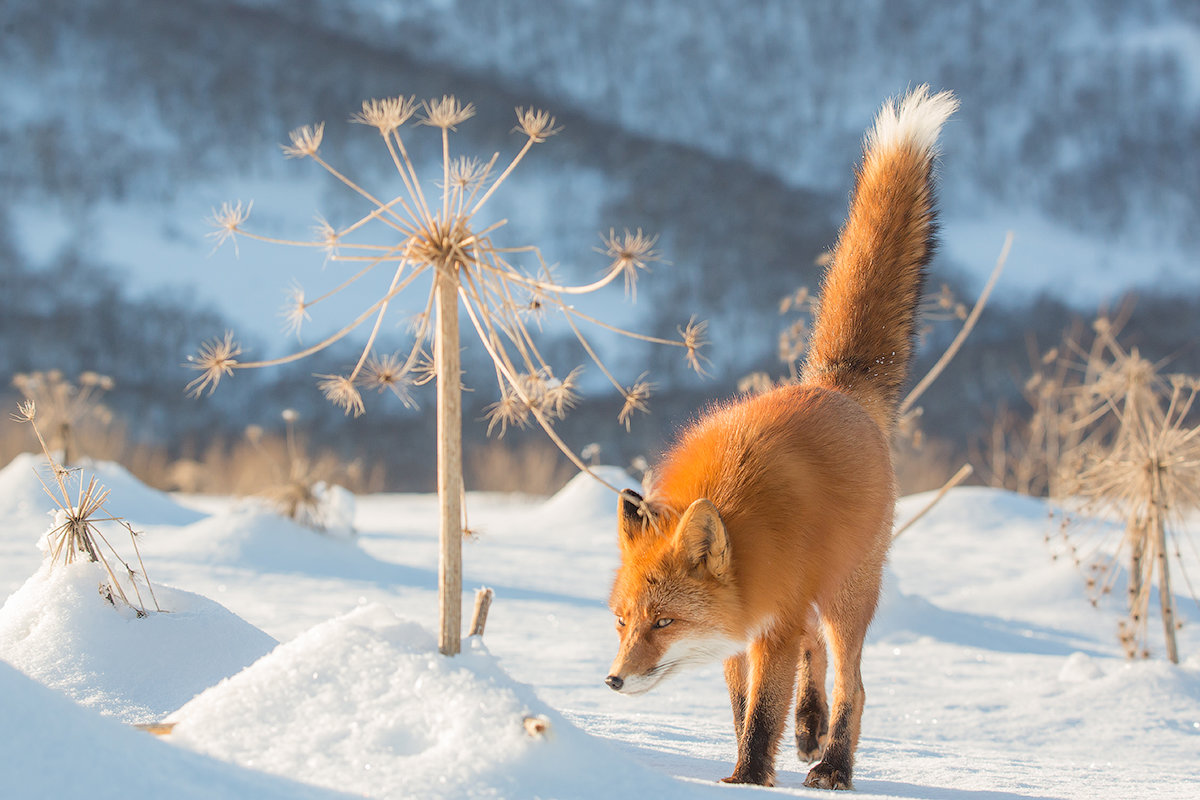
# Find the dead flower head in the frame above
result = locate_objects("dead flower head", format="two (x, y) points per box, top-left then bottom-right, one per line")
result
(206, 200), (253, 255)
(618, 375), (653, 431)
(485, 388), (532, 437)
(679, 318), (710, 375)
(282, 122), (326, 158)
(514, 107), (562, 142)
(317, 374), (366, 417)
(186, 331), (241, 397)
(601, 228), (661, 300)
(420, 95), (476, 130)
(281, 282), (311, 337)
(363, 352), (418, 410)
(350, 96), (418, 136)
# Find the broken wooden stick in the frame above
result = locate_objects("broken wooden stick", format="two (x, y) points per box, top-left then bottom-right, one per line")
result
(469, 586), (494, 637)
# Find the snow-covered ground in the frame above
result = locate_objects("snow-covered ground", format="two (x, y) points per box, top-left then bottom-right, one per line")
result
(1, 453), (1198, 798)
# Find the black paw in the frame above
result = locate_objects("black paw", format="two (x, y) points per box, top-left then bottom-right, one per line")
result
(795, 696), (829, 763)
(804, 761), (853, 790)
(796, 729), (827, 762)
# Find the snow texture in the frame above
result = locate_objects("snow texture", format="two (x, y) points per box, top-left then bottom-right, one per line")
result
(2, 457), (1199, 798)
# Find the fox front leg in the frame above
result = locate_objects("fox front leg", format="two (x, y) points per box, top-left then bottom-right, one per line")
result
(720, 633), (801, 786)
(724, 652), (749, 741)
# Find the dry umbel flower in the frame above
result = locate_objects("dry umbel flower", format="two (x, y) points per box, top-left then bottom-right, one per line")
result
(1050, 319), (1200, 663)
(194, 95), (706, 655)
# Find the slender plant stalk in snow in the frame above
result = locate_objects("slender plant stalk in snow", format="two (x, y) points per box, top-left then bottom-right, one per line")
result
(190, 96), (705, 655)
(11, 401), (160, 616)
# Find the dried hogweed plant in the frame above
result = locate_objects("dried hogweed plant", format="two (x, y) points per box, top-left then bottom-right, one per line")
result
(12, 370), (114, 467)
(1050, 319), (1200, 663)
(245, 409), (354, 535)
(191, 95), (706, 655)
(11, 401), (160, 617)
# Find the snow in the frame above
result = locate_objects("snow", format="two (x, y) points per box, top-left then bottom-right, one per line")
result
(2, 455), (1199, 798)
(0, 560), (277, 723)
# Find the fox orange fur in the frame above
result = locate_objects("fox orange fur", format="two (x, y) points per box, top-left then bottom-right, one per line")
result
(606, 86), (958, 790)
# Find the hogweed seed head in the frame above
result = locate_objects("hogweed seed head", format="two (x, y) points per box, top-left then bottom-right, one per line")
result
(513, 107), (562, 142)
(350, 96), (418, 136)
(485, 389), (531, 437)
(680, 318), (711, 375)
(317, 374), (365, 417)
(420, 95), (475, 130)
(618, 376), (653, 431)
(282, 122), (325, 158)
(363, 352), (418, 410)
(311, 215), (340, 257)
(206, 200), (253, 255)
(447, 156), (491, 192)
(544, 367), (582, 419)
(186, 331), (241, 397)
(600, 228), (661, 300)
(281, 283), (311, 337)
(12, 400), (36, 423)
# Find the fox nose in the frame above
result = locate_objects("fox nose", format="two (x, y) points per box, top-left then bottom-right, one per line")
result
(605, 674), (624, 691)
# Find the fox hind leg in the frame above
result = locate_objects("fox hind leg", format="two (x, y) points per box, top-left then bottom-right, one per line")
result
(805, 558), (883, 790)
(795, 608), (829, 762)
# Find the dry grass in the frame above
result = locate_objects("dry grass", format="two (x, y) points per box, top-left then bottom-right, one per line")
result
(466, 440), (575, 496)
(12, 370), (113, 466)
(1046, 319), (1200, 663)
(986, 309), (1200, 662)
(11, 401), (160, 617)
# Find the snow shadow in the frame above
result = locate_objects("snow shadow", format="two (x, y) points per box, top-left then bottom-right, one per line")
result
(874, 582), (1105, 657)
(856, 778), (1065, 800)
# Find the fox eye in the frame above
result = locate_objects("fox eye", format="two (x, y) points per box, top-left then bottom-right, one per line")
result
(654, 618), (674, 628)
(616, 616), (626, 628)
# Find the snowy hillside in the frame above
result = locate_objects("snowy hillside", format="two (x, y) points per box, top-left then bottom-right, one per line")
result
(2, 454), (1198, 798)
(4, 0), (1199, 353)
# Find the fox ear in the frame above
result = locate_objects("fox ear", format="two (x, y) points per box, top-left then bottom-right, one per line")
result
(677, 498), (730, 581)
(617, 489), (647, 549)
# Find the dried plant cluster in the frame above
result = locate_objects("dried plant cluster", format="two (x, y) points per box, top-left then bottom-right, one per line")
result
(192, 95), (704, 483)
(245, 409), (352, 533)
(193, 94), (704, 655)
(12, 370), (114, 466)
(11, 401), (160, 617)
(1039, 319), (1200, 663)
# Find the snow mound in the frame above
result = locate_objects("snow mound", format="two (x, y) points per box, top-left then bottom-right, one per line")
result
(0, 559), (276, 723)
(169, 603), (712, 799)
(540, 466), (637, 520)
(0, 452), (206, 526)
(0, 659), (354, 800)
(155, 507), (424, 584)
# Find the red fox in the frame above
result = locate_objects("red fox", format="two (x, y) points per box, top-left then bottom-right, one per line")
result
(606, 85), (958, 789)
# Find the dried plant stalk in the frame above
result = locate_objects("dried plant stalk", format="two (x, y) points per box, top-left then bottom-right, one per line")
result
(1051, 321), (1200, 662)
(11, 401), (160, 616)
(192, 95), (704, 655)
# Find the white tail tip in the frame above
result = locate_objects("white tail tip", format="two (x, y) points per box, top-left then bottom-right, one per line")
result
(866, 84), (958, 158)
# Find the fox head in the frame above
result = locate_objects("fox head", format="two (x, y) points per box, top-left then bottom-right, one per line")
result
(606, 491), (742, 695)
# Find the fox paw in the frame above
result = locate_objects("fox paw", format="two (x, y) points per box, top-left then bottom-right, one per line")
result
(796, 731), (826, 763)
(804, 761), (853, 791)
(720, 767), (774, 787)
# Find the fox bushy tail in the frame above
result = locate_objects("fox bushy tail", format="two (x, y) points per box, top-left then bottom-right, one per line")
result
(801, 85), (957, 436)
